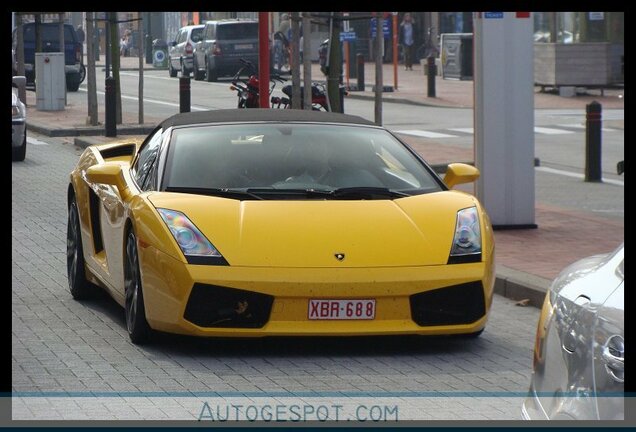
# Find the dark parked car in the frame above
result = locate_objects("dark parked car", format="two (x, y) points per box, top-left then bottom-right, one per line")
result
(193, 19), (259, 82)
(12, 22), (83, 91)
(168, 24), (204, 78)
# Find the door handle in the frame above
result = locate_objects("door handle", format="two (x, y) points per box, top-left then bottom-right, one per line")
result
(602, 335), (624, 382)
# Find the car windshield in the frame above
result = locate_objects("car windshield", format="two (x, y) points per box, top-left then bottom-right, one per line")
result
(217, 23), (258, 40)
(162, 123), (442, 200)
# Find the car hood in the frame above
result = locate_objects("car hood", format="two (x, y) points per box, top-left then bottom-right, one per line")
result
(148, 191), (480, 267)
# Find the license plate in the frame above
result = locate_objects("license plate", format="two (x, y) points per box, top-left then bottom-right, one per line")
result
(308, 299), (376, 320)
(235, 44), (254, 50)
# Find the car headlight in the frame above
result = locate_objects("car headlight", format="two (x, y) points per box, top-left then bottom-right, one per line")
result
(157, 208), (226, 264)
(448, 206), (481, 264)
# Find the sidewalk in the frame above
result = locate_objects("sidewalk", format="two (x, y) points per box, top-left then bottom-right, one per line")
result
(22, 59), (624, 308)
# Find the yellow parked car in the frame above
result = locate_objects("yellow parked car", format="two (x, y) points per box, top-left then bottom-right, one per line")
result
(67, 109), (495, 344)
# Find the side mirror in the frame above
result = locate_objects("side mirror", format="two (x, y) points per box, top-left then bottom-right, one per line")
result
(86, 162), (131, 200)
(443, 163), (480, 189)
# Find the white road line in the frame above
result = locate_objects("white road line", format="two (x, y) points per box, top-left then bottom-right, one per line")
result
(119, 71), (229, 88)
(447, 127), (474, 134)
(536, 166), (624, 186)
(26, 137), (49, 146)
(394, 129), (459, 139)
(556, 123), (618, 132)
(78, 88), (209, 111)
(533, 126), (574, 135)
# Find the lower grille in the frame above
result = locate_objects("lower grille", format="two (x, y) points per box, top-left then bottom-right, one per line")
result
(184, 283), (274, 328)
(410, 281), (486, 326)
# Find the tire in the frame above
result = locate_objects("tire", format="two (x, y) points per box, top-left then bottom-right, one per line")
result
(12, 129), (26, 162)
(66, 72), (81, 92)
(205, 58), (217, 82)
(193, 58), (204, 81)
(168, 58), (178, 77)
(79, 64), (86, 84)
(124, 229), (151, 344)
(67, 196), (92, 299)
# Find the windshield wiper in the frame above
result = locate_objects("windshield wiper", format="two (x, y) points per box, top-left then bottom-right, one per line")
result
(330, 187), (410, 199)
(165, 186), (264, 200)
(244, 187), (409, 199)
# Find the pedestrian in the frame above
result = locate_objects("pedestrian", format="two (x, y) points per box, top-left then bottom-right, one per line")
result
(399, 13), (416, 71)
(274, 13), (291, 71)
(76, 25), (85, 51)
(120, 29), (131, 57)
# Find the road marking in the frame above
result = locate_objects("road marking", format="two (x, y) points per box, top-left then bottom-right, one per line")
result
(78, 88), (209, 111)
(556, 123), (618, 132)
(119, 71), (229, 88)
(536, 166), (624, 186)
(394, 129), (459, 139)
(27, 137), (49, 146)
(533, 127), (574, 135)
(447, 127), (474, 134)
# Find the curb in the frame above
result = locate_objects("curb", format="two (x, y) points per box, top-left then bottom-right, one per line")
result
(27, 122), (157, 138)
(494, 266), (551, 308)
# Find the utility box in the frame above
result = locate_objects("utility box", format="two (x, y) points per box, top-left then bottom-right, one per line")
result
(441, 33), (473, 80)
(35, 52), (65, 111)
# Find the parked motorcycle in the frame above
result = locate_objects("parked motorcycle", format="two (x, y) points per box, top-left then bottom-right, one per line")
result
(230, 59), (286, 108)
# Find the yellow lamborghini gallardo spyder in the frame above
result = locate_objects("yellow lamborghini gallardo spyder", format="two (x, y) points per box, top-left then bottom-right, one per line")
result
(67, 109), (494, 344)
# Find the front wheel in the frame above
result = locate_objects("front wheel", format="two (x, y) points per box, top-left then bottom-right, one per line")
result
(205, 58), (218, 82)
(67, 196), (92, 299)
(124, 230), (151, 344)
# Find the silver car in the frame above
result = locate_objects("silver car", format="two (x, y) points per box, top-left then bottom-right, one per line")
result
(12, 77), (27, 162)
(168, 24), (204, 78)
(522, 244), (624, 420)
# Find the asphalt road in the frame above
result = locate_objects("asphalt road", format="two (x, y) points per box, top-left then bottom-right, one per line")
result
(12, 131), (543, 421)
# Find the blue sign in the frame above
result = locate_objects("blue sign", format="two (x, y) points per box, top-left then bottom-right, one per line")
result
(370, 19), (390, 38)
(484, 12), (504, 19)
(339, 31), (357, 42)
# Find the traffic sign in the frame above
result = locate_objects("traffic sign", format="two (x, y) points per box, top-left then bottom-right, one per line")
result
(340, 31), (356, 42)
(370, 18), (390, 38)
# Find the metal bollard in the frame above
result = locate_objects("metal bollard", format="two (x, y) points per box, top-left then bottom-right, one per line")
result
(179, 75), (191, 113)
(427, 55), (436, 98)
(105, 77), (117, 137)
(356, 54), (365, 92)
(585, 101), (602, 182)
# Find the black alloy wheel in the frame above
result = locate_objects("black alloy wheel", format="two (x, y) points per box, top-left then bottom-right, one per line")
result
(124, 230), (151, 344)
(67, 196), (91, 299)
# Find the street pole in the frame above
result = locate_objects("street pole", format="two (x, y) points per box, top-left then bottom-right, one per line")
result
(291, 12), (301, 109)
(327, 12), (343, 113)
(138, 12), (144, 124)
(86, 12), (98, 126)
(392, 13), (398, 90)
(302, 13), (312, 110)
(16, 13), (26, 105)
(374, 14), (383, 125)
(108, 12), (122, 124)
(258, 12), (270, 108)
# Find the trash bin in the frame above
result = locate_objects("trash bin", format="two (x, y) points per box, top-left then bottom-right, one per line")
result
(440, 33), (473, 80)
(152, 39), (169, 68)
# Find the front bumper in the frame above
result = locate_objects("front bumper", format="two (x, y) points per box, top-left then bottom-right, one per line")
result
(139, 246), (495, 337)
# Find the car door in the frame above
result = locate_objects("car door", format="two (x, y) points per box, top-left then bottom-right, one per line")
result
(592, 260), (624, 420)
(170, 29), (183, 68)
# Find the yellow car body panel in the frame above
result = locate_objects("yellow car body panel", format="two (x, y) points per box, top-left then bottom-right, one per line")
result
(69, 135), (495, 339)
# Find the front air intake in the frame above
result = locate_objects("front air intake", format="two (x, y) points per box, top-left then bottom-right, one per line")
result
(184, 284), (274, 328)
(410, 281), (485, 326)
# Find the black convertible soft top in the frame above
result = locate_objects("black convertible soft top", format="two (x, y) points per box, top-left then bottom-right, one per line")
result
(160, 108), (376, 129)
